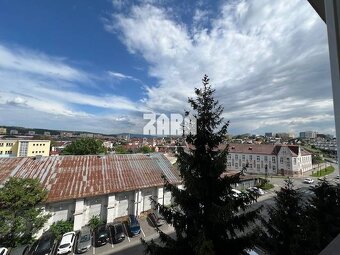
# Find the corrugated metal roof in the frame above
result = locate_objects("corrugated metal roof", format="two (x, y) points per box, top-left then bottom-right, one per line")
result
(0, 153), (180, 203)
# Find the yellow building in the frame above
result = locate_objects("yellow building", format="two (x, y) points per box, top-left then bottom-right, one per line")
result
(0, 128), (6, 135)
(0, 140), (50, 158)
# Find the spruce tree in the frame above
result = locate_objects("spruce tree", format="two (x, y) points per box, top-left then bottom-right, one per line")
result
(308, 180), (340, 251)
(261, 178), (315, 255)
(143, 75), (262, 255)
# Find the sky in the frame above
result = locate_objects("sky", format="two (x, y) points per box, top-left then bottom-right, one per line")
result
(0, 0), (335, 136)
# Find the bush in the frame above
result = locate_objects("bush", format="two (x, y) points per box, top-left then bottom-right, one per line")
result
(88, 215), (103, 231)
(50, 220), (73, 240)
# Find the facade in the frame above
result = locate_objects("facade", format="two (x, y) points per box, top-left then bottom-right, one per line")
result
(0, 140), (50, 158)
(0, 153), (180, 234)
(226, 144), (312, 176)
(10, 129), (18, 135)
(0, 127), (6, 135)
(300, 131), (318, 139)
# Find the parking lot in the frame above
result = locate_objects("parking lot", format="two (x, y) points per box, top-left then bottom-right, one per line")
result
(50, 214), (174, 255)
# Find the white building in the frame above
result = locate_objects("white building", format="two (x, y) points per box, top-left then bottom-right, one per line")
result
(226, 144), (312, 176)
(0, 153), (181, 235)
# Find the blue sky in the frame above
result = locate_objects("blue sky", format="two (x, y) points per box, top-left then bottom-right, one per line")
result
(0, 0), (335, 135)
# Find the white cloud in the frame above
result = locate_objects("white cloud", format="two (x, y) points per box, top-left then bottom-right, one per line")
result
(106, 0), (334, 135)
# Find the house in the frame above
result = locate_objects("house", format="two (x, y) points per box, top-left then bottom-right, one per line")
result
(225, 144), (312, 176)
(0, 153), (181, 234)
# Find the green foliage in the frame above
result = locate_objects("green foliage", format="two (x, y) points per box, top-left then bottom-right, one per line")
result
(261, 178), (315, 255)
(139, 145), (153, 154)
(312, 154), (324, 165)
(0, 178), (50, 247)
(114, 145), (127, 154)
(50, 220), (73, 240)
(88, 215), (103, 231)
(311, 166), (334, 177)
(307, 180), (340, 250)
(62, 138), (106, 155)
(143, 75), (262, 254)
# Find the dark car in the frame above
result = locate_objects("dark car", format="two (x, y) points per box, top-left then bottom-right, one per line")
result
(148, 210), (166, 227)
(29, 232), (55, 255)
(93, 225), (109, 247)
(76, 226), (92, 253)
(109, 223), (125, 244)
(128, 215), (141, 236)
(10, 245), (30, 255)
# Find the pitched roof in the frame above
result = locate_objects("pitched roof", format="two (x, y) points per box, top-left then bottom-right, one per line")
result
(226, 144), (278, 155)
(0, 153), (180, 203)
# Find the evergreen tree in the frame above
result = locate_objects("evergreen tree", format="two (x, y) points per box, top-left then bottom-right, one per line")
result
(308, 180), (340, 251)
(143, 75), (262, 255)
(261, 178), (315, 255)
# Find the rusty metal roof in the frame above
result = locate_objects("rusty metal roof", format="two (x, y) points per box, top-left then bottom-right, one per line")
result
(0, 153), (180, 203)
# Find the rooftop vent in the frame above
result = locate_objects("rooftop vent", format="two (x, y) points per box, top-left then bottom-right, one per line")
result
(231, 146), (235, 149)
(248, 147), (253, 150)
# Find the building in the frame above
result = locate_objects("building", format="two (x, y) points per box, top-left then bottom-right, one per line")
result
(265, 132), (273, 137)
(44, 132), (51, 136)
(0, 127), (6, 135)
(225, 144), (312, 176)
(0, 140), (50, 158)
(0, 153), (181, 234)
(28, 131), (36, 135)
(10, 129), (19, 135)
(300, 131), (318, 139)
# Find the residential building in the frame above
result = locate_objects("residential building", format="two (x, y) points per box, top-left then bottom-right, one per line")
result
(225, 144), (312, 176)
(0, 127), (6, 135)
(265, 132), (273, 137)
(44, 132), (51, 136)
(28, 131), (36, 135)
(0, 153), (181, 235)
(300, 131), (318, 139)
(10, 129), (18, 135)
(0, 139), (50, 158)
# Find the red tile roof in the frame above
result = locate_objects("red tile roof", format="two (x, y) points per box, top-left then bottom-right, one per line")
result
(0, 153), (180, 203)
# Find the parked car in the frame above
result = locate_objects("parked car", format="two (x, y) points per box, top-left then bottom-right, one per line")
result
(149, 210), (166, 227)
(109, 223), (125, 244)
(0, 248), (8, 255)
(304, 178), (314, 184)
(247, 187), (264, 196)
(231, 188), (242, 198)
(128, 215), (141, 236)
(76, 226), (92, 253)
(29, 232), (55, 255)
(10, 245), (30, 255)
(93, 225), (109, 247)
(57, 232), (76, 255)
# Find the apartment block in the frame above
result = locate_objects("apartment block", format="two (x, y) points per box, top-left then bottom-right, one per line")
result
(0, 128), (6, 135)
(0, 139), (50, 158)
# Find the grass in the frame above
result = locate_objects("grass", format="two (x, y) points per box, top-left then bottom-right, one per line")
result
(258, 183), (274, 190)
(310, 166), (335, 177)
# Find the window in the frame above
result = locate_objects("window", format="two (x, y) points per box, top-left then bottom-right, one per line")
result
(235, 155), (238, 160)
(32, 151), (35, 154)
(33, 144), (35, 146)
(264, 156), (268, 162)
(235, 163), (238, 168)
(242, 163), (245, 167)
(272, 157), (276, 163)
(249, 164), (253, 168)
(257, 164), (260, 170)
(42, 151), (45, 153)
(249, 155), (252, 160)
(0, 143), (3, 146)
(293, 158), (297, 165)
(269, 162), (271, 168)
(232, 159), (234, 166)
(257, 156), (260, 161)
(280, 157), (283, 164)
(227, 155), (231, 159)
(242, 155), (245, 161)
(227, 162), (231, 167)
(261, 161), (263, 168)
(0, 151), (2, 154)
(273, 165), (276, 171)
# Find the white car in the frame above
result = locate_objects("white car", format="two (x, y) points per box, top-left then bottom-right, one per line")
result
(57, 231), (76, 255)
(231, 188), (242, 197)
(0, 248), (8, 255)
(304, 178), (314, 184)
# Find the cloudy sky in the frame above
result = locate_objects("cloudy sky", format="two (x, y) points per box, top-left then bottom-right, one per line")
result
(0, 0), (335, 135)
